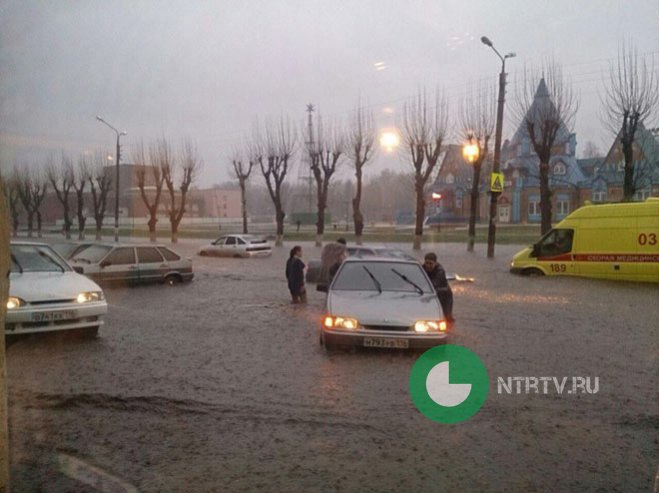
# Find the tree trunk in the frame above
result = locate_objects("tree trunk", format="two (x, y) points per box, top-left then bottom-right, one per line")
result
(275, 208), (285, 247)
(240, 182), (248, 234)
(95, 228), (102, 241)
(413, 184), (425, 250)
(353, 170), (364, 245)
(622, 140), (635, 201)
(11, 216), (18, 237)
(148, 216), (158, 243)
(0, 179), (12, 490)
(539, 162), (552, 235)
(64, 211), (72, 240)
(467, 162), (482, 252)
(26, 211), (34, 238)
(170, 218), (179, 243)
(315, 183), (325, 247)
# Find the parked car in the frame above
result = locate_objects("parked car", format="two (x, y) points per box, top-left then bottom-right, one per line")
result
(306, 245), (417, 283)
(52, 241), (96, 259)
(198, 234), (272, 258)
(320, 257), (449, 350)
(6, 242), (108, 337)
(69, 243), (193, 286)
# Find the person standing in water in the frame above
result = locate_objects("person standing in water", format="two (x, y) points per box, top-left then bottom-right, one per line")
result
(285, 245), (307, 304)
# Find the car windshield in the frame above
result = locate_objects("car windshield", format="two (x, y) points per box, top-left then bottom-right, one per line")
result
(331, 261), (432, 293)
(10, 245), (70, 273)
(70, 245), (113, 263)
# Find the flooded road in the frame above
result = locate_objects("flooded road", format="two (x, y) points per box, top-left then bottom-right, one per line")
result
(6, 240), (659, 492)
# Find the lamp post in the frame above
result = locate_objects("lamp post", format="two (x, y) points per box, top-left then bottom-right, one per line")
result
(96, 116), (127, 242)
(463, 136), (480, 252)
(481, 36), (515, 258)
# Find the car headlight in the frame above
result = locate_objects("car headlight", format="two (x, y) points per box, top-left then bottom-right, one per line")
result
(323, 316), (359, 330)
(414, 320), (448, 333)
(7, 297), (25, 310)
(76, 291), (105, 303)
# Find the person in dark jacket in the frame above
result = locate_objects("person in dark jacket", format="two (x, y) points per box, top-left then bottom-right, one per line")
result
(286, 245), (307, 303)
(422, 252), (454, 322)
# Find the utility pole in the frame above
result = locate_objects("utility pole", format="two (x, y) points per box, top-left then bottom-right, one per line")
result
(96, 116), (127, 242)
(481, 36), (515, 258)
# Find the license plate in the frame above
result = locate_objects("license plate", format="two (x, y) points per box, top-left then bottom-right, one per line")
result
(363, 337), (409, 349)
(31, 311), (76, 322)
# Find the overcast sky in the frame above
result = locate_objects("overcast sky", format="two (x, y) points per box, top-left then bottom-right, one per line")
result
(1, 0), (658, 185)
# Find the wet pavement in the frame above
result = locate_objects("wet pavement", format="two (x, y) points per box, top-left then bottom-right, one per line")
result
(6, 240), (659, 492)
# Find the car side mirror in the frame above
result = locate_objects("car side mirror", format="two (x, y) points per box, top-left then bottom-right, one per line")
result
(100, 260), (111, 268)
(531, 244), (540, 257)
(72, 266), (84, 274)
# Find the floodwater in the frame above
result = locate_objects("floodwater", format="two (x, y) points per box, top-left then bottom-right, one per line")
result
(6, 240), (659, 492)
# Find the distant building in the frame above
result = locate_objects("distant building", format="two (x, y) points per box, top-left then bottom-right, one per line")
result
(431, 79), (659, 225)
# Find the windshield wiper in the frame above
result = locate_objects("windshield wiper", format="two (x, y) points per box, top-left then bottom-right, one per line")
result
(391, 268), (424, 295)
(362, 266), (382, 293)
(11, 254), (23, 274)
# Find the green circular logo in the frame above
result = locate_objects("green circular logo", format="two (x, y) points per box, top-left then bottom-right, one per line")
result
(409, 344), (489, 424)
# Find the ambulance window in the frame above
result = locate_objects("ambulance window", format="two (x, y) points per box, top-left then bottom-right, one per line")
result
(539, 229), (574, 256)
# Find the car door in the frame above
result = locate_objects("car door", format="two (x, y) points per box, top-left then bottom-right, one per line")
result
(208, 237), (226, 256)
(99, 247), (138, 283)
(136, 246), (167, 284)
(223, 236), (237, 256)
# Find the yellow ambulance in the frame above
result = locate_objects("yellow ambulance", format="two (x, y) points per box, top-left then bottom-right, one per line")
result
(510, 197), (659, 282)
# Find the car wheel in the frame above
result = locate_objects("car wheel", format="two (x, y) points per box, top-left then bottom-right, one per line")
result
(165, 274), (182, 286)
(199, 251), (208, 257)
(233, 253), (242, 258)
(524, 268), (545, 277)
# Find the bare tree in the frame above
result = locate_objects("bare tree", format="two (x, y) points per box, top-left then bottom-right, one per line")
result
(72, 156), (91, 240)
(581, 141), (603, 159)
(256, 117), (296, 246)
(461, 82), (495, 252)
(89, 151), (113, 240)
(307, 113), (345, 246)
(31, 168), (48, 238)
(134, 141), (166, 242)
(602, 44), (659, 201)
(46, 154), (75, 239)
(347, 104), (376, 245)
(401, 89), (449, 250)
(231, 147), (254, 234)
(514, 62), (578, 235)
(162, 139), (201, 243)
(2, 169), (21, 237)
(14, 165), (36, 237)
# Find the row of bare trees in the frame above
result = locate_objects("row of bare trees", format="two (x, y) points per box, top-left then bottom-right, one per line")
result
(1, 152), (112, 240)
(227, 108), (378, 247)
(133, 138), (202, 243)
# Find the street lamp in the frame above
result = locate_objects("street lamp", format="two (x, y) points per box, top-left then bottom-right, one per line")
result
(96, 116), (127, 242)
(463, 136), (481, 252)
(481, 36), (515, 258)
(462, 138), (480, 164)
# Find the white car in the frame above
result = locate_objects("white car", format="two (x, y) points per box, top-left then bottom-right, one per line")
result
(320, 257), (448, 350)
(198, 234), (272, 258)
(6, 242), (108, 337)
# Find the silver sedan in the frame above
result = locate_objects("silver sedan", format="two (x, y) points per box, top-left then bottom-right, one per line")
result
(198, 234), (272, 258)
(320, 258), (449, 350)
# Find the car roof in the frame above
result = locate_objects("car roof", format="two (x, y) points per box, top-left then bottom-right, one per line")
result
(342, 256), (420, 265)
(10, 241), (51, 247)
(82, 242), (174, 248)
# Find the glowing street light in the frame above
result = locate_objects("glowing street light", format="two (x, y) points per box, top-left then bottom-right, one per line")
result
(379, 130), (400, 152)
(462, 140), (480, 163)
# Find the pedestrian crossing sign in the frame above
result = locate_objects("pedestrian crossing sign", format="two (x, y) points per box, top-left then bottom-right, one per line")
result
(490, 172), (504, 193)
